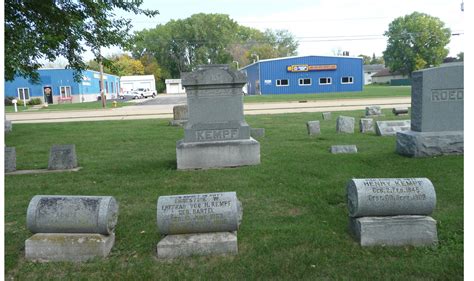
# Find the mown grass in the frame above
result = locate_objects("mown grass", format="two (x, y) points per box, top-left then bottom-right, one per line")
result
(4, 100), (134, 113)
(4, 109), (462, 280)
(243, 85), (410, 103)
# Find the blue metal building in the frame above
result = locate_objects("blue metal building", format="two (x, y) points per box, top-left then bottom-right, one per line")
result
(4, 69), (121, 104)
(240, 55), (363, 95)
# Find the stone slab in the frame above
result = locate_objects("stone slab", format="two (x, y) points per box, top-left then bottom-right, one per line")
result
(322, 112), (332, 120)
(346, 178), (436, 217)
(306, 121), (320, 136)
(330, 145), (358, 154)
(48, 144), (78, 170)
(25, 233), (115, 262)
(5, 167), (82, 176)
(157, 232), (237, 259)
(349, 216), (438, 246)
(375, 120), (410, 136)
(176, 138), (260, 170)
(5, 147), (16, 173)
(169, 120), (187, 127)
(365, 105), (383, 117)
(250, 128), (265, 138)
(396, 130), (463, 157)
(336, 116), (355, 134)
(359, 118), (374, 133)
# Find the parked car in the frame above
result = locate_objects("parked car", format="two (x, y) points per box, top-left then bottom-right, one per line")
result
(119, 91), (142, 100)
(135, 88), (157, 98)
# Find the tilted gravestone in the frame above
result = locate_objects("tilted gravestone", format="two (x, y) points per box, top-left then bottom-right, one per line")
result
(375, 120), (410, 136)
(306, 121), (320, 136)
(25, 195), (118, 261)
(5, 147), (16, 173)
(396, 63), (464, 157)
(322, 112), (332, 120)
(48, 144), (78, 170)
(156, 192), (242, 259)
(359, 118), (374, 133)
(176, 65), (260, 169)
(169, 104), (188, 126)
(336, 116), (355, 134)
(346, 178), (438, 246)
(365, 105), (383, 117)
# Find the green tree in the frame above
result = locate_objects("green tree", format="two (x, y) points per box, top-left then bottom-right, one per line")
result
(457, 52), (464, 61)
(5, 0), (158, 82)
(370, 53), (385, 65)
(383, 12), (450, 76)
(358, 54), (371, 65)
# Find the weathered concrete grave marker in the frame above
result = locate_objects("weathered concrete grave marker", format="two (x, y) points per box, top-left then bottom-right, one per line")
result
(48, 144), (78, 170)
(365, 105), (383, 117)
(346, 178), (438, 246)
(336, 116), (355, 134)
(375, 120), (410, 136)
(396, 63), (464, 157)
(5, 147), (16, 172)
(307, 121), (320, 136)
(330, 145), (358, 154)
(322, 112), (332, 120)
(176, 65), (260, 169)
(360, 118), (374, 133)
(156, 192), (242, 259)
(169, 104), (188, 126)
(25, 195), (118, 262)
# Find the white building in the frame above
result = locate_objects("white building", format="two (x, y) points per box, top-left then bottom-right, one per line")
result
(165, 79), (186, 94)
(120, 75), (156, 92)
(363, 64), (385, 85)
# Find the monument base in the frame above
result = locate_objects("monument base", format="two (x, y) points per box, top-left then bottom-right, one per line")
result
(396, 130), (463, 157)
(176, 138), (260, 170)
(156, 232), (238, 259)
(25, 233), (115, 262)
(349, 216), (438, 247)
(169, 120), (187, 127)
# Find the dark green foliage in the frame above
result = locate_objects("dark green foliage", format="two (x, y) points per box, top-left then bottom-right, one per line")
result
(4, 0), (158, 82)
(383, 12), (451, 76)
(4, 110), (462, 280)
(27, 98), (42, 105)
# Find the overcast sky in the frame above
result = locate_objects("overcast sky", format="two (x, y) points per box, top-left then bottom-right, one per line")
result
(86, 0), (464, 61)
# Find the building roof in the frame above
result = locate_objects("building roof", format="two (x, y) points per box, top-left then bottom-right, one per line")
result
(120, 75), (155, 80)
(240, 55), (363, 70)
(363, 64), (385, 73)
(371, 68), (404, 77)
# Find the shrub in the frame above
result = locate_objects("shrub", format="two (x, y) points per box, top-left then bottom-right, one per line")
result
(5, 96), (15, 106)
(27, 98), (42, 105)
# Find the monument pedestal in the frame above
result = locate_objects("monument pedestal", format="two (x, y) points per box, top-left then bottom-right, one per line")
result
(25, 233), (115, 262)
(176, 138), (260, 170)
(396, 130), (463, 157)
(157, 232), (238, 259)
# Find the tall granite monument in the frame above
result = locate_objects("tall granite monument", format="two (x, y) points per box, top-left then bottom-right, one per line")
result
(176, 65), (260, 169)
(396, 63), (463, 157)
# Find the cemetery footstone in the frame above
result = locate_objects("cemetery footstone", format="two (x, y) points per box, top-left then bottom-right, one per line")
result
(392, 107), (409, 116)
(336, 116), (355, 134)
(365, 105), (383, 117)
(48, 144), (78, 170)
(176, 65), (260, 169)
(346, 178), (438, 246)
(359, 118), (374, 133)
(5, 119), (12, 134)
(5, 147), (16, 173)
(322, 112), (332, 120)
(375, 120), (410, 136)
(169, 104), (188, 126)
(306, 121), (320, 136)
(25, 195), (118, 261)
(156, 192), (242, 259)
(396, 63), (464, 157)
(250, 128), (265, 138)
(330, 145), (358, 154)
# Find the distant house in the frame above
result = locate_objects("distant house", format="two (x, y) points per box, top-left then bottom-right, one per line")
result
(363, 64), (385, 85)
(165, 79), (186, 94)
(4, 68), (120, 103)
(371, 68), (409, 85)
(120, 75), (156, 92)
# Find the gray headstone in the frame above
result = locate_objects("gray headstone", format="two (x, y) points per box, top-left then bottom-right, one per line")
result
(250, 128), (265, 138)
(322, 112), (332, 120)
(396, 130), (463, 157)
(350, 216), (438, 246)
(365, 105), (382, 117)
(359, 118), (374, 133)
(48, 144), (78, 170)
(5, 120), (12, 133)
(336, 116), (355, 134)
(177, 65), (260, 169)
(330, 145), (358, 154)
(346, 178), (436, 217)
(375, 120), (410, 136)
(173, 104), (188, 121)
(411, 63), (463, 132)
(27, 195), (118, 234)
(5, 147), (16, 173)
(157, 192), (242, 235)
(306, 121), (320, 136)
(392, 107), (409, 116)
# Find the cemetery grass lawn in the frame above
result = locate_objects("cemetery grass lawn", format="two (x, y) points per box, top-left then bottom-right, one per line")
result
(4, 100), (134, 113)
(244, 84), (410, 103)
(5, 109), (462, 280)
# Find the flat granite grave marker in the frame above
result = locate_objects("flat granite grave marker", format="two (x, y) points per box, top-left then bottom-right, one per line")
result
(25, 195), (118, 262)
(156, 192), (242, 259)
(359, 118), (374, 133)
(5, 147), (16, 172)
(365, 105), (383, 117)
(307, 121), (320, 136)
(48, 144), (78, 170)
(336, 116), (355, 134)
(396, 63), (464, 157)
(330, 145), (358, 154)
(176, 65), (260, 169)
(169, 104), (188, 126)
(375, 120), (410, 136)
(346, 178), (438, 246)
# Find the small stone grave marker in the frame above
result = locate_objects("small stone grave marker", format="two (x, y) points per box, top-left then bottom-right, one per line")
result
(48, 144), (78, 170)
(306, 121), (320, 136)
(365, 105), (383, 117)
(330, 145), (358, 154)
(5, 147), (16, 173)
(322, 112), (332, 120)
(169, 104), (188, 126)
(336, 116), (355, 134)
(359, 118), (374, 133)
(375, 120), (410, 136)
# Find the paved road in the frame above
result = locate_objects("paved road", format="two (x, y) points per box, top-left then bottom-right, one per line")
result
(6, 96), (410, 124)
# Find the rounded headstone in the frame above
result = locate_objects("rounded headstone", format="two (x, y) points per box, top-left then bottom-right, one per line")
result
(346, 178), (436, 217)
(27, 195), (118, 234)
(157, 192), (242, 235)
